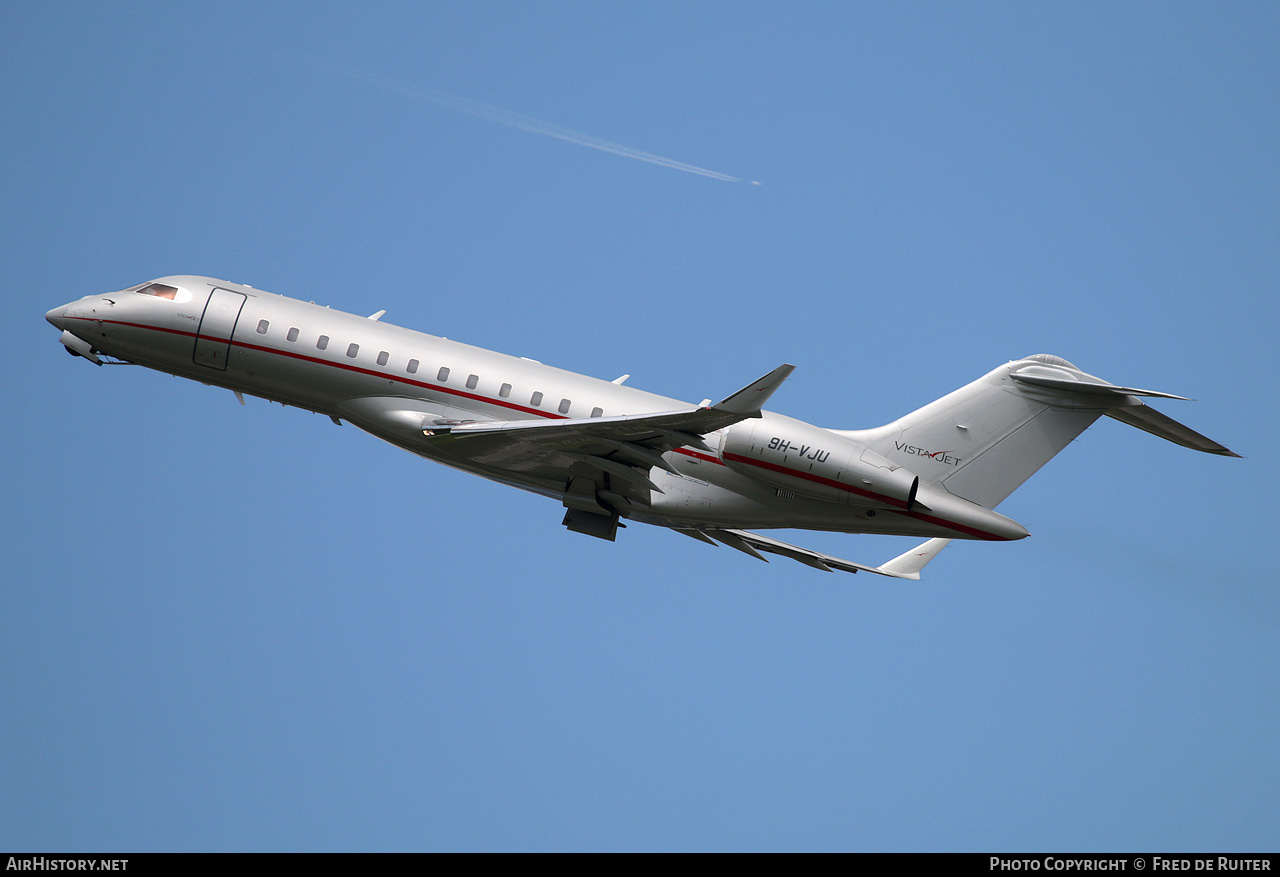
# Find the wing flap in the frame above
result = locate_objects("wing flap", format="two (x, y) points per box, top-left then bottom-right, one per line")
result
(425, 409), (730, 493)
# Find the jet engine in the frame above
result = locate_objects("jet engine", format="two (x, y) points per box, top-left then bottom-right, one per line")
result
(721, 418), (922, 509)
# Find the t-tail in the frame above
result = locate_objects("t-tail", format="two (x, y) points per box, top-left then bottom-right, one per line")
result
(835, 354), (1238, 511)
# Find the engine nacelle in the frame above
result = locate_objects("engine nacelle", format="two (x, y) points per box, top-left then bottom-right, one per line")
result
(722, 417), (920, 508)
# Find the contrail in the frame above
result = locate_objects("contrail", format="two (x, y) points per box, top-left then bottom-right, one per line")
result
(339, 67), (740, 182)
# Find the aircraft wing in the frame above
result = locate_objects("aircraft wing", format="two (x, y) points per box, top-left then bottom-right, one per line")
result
(675, 528), (953, 579)
(423, 364), (794, 502)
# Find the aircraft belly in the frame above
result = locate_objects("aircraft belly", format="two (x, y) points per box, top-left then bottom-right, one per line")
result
(408, 446), (568, 500)
(646, 467), (957, 537)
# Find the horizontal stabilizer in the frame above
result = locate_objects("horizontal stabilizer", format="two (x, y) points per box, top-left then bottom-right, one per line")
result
(1011, 372), (1191, 400)
(1106, 403), (1240, 456)
(679, 528), (951, 578)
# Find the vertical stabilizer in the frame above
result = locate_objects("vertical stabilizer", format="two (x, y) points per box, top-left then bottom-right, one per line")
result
(833, 354), (1235, 509)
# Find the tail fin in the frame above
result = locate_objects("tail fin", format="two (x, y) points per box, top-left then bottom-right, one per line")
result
(835, 354), (1237, 509)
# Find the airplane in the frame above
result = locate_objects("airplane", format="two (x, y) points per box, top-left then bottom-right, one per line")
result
(45, 276), (1238, 579)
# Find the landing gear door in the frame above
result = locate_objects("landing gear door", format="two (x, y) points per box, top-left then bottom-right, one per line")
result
(194, 288), (246, 370)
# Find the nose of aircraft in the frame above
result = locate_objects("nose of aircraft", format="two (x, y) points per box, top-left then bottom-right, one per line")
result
(46, 303), (70, 330)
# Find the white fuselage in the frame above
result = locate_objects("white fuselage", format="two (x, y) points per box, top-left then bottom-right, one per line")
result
(46, 276), (1027, 541)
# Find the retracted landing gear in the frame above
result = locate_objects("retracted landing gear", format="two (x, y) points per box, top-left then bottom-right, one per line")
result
(561, 508), (624, 541)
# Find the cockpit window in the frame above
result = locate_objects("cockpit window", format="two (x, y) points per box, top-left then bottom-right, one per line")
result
(135, 282), (192, 303)
(139, 283), (178, 299)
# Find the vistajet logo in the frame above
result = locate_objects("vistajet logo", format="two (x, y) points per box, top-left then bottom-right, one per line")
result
(894, 441), (962, 466)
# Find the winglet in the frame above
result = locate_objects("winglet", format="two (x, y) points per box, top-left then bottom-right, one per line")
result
(703, 528), (946, 578)
(713, 364), (795, 417)
(877, 538), (953, 580)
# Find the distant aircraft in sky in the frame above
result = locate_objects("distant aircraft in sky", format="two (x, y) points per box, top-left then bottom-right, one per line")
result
(47, 277), (1237, 578)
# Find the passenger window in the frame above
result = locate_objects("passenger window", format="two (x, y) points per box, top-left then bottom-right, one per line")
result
(407, 359), (419, 374)
(558, 398), (571, 414)
(286, 327), (299, 342)
(591, 407), (603, 418)
(499, 383), (511, 398)
(317, 335), (329, 350)
(377, 351), (389, 366)
(530, 391), (543, 407)
(256, 320), (269, 335)
(347, 343), (359, 358)
(437, 367), (450, 382)
(466, 374), (478, 390)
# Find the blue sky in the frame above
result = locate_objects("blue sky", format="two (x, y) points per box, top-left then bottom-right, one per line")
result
(3, 1), (1277, 852)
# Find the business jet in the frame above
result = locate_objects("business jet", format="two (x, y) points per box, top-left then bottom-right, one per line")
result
(46, 276), (1237, 578)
